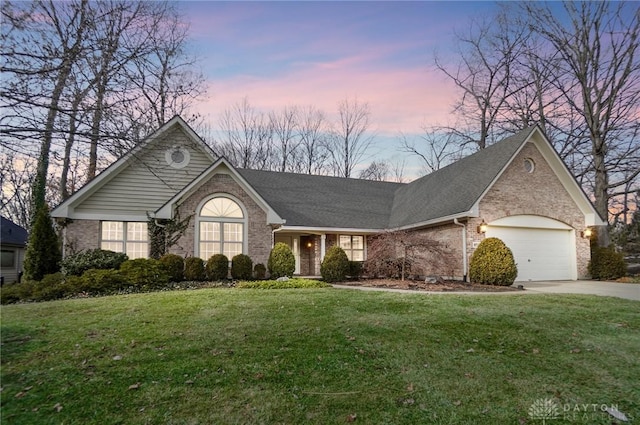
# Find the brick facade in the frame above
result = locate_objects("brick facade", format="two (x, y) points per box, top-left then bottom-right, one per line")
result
(62, 219), (100, 255)
(475, 142), (590, 278)
(168, 173), (273, 266)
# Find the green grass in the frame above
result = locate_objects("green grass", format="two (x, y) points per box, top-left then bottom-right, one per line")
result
(1, 288), (638, 424)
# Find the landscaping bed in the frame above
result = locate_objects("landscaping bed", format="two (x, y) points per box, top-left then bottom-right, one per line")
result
(340, 278), (520, 292)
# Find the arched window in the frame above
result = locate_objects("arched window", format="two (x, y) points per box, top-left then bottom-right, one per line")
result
(198, 196), (246, 260)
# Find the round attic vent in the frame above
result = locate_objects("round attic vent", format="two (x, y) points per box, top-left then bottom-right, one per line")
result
(165, 146), (190, 169)
(524, 158), (535, 173)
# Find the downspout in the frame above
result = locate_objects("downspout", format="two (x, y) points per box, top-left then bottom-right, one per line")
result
(453, 218), (467, 282)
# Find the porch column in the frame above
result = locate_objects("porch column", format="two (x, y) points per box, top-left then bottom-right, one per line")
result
(320, 234), (326, 261)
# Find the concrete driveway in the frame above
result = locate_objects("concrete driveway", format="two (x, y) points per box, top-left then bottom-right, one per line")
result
(516, 280), (640, 301)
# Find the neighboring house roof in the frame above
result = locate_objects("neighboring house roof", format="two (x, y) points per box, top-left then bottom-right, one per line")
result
(1, 216), (28, 247)
(389, 127), (534, 228)
(238, 168), (403, 230)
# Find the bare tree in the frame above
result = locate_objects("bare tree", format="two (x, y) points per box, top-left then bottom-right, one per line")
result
(330, 97), (374, 178)
(216, 98), (273, 170)
(522, 1), (640, 243)
(270, 106), (300, 172)
(365, 230), (449, 281)
(399, 125), (466, 175)
(297, 105), (330, 175)
(434, 12), (530, 149)
(358, 160), (389, 181)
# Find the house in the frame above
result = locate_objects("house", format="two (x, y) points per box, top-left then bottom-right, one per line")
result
(1, 216), (28, 284)
(51, 116), (605, 281)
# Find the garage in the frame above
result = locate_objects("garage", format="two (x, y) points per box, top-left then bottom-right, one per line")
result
(485, 216), (576, 281)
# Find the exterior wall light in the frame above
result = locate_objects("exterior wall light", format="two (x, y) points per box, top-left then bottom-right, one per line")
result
(581, 228), (592, 239)
(306, 241), (313, 248)
(477, 219), (488, 234)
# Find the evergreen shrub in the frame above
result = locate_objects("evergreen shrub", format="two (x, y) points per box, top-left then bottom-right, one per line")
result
(120, 258), (169, 288)
(321, 246), (350, 283)
(61, 249), (128, 276)
(469, 237), (518, 286)
(588, 246), (626, 280)
(159, 253), (184, 282)
(268, 243), (295, 279)
(253, 263), (267, 280)
(231, 254), (253, 280)
(184, 257), (206, 281)
(206, 254), (229, 281)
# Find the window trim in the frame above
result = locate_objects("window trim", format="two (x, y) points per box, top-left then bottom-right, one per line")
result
(338, 234), (366, 261)
(195, 194), (248, 260)
(100, 221), (149, 259)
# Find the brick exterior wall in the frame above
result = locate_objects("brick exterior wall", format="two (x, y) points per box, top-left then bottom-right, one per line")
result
(474, 142), (590, 278)
(168, 173), (273, 267)
(406, 224), (465, 279)
(62, 219), (100, 255)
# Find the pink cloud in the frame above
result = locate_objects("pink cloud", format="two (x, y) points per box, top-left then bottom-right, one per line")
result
(199, 60), (457, 136)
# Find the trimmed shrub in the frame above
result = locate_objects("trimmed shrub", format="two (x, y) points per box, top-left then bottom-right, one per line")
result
(206, 254), (229, 281)
(469, 237), (518, 286)
(61, 249), (128, 276)
(254, 263), (267, 280)
(268, 243), (295, 279)
(32, 273), (67, 301)
(231, 254), (253, 280)
(184, 257), (206, 281)
(321, 246), (350, 283)
(237, 278), (330, 289)
(80, 269), (127, 293)
(159, 254), (184, 282)
(348, 261), (363, 278)
(120, 258), (169, 288)
(24, 205), (61, 281)
(588, 246), (626, 280)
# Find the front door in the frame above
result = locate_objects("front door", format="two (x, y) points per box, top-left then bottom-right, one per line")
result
(274, 234), (300, 274)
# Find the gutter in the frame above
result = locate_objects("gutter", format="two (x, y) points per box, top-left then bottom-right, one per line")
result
(453, 218), (467, 282)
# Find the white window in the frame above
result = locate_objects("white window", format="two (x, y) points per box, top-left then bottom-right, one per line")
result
(198, 196), (245, 260)
(100, 221), (148, 259)
(339, 235), (365, 261)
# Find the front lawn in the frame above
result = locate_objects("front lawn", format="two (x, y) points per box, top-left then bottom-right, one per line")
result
(1, 289), (638, 424)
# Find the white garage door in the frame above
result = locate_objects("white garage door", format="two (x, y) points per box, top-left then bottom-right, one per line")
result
(486, 216), (576, 281)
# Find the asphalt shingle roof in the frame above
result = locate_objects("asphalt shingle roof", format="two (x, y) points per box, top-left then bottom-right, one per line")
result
(1, 216), (28, 246)
(389, 126), (535, 228)
(237, 169), (403, 229)
(238, 126), (536, 230)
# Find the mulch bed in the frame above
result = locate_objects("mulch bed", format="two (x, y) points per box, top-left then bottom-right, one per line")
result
(339, 278), (522, 292)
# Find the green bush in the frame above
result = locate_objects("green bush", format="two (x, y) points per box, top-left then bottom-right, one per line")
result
(348, 261), (363, 278)
(32, 272), (69, 301)
(469, 237), (518, 286)
(231, 254), (253, 280)
(80, 269), (127, 293)
(321, 246), (350, 283)
(268, 243), (295, 279)
(184, 257), (206, 281)
(237, 278), (330, 289)
(159, 253), (184, 282)
(254, 263), (267, 280)
(120, 258), (169, 288)
(24, 205), (61, 281)
(61, 249), (128, 276)
(206, 254), (229, 281)
(588, 246), (627, 280)
(1, 283), (26, 304)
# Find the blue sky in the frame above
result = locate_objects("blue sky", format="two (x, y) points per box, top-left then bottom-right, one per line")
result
(182, 1), (501, 137)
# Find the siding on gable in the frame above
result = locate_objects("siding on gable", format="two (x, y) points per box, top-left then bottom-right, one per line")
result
(76, 128), (212, 215)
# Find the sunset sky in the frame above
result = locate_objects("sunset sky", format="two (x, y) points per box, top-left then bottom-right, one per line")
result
(183, 1), (500, 142)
